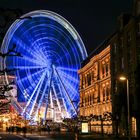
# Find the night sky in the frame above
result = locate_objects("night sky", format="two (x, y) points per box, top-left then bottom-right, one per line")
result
(0, 0), (133, 54)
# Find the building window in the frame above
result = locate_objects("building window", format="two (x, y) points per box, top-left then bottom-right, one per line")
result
(106, 86), (110, 100)
(92, 71), (95, 82)
(90, 93), (93, 104)
(81, 76), (84, 89)
(106, 63), (109, 76)
(127, 49), (131, 66)
(93, 93), (95, 103)
(120, 38), (124, 48)
(86, 96), (88, 105)
(132, 117), (137, 136)
(89, 94), (91, 105)
(138, 22), (140, 33)
(114, 61), (117, 73)
(103, 87), (106, 101)
(121, 57), (124, 69)
(127, 32), (131, 42)
(102, 63), (105, 78)
(114, 43), (117, 54)
(87, 73), (92, 86)
(136, 1), (140, 15)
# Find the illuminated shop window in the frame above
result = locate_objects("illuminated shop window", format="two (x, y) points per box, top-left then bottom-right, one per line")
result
(132, 117), (137, 137)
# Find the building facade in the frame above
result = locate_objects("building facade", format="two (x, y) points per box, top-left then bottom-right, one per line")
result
(110, 0), (140, 137)
(78, 44), (112, 134)
(79, 0), (140, 137)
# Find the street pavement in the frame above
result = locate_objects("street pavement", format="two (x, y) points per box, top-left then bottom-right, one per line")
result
(0, 131), (139, 140)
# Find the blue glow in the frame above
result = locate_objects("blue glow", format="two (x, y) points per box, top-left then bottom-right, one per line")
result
(1, 10), (87, 121)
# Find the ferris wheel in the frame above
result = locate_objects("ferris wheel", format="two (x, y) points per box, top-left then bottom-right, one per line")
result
(1, 10), (87, 122)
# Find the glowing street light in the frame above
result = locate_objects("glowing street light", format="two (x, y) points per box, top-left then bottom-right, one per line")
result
(119, 76), (131, 140)
(119, 76), (127, 81)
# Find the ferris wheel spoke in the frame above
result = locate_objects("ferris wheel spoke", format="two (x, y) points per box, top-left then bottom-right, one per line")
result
(61, 77), (79, 98)
(54, 66), (77, 115)
(33, 73), (51, 120)
(43, 68), (53, 121)
(51, 81), (64, 118)
(17, 69), (44, 87)
(57, 71), (79, 99)
(57, 66), (78, 72)
(57, 69), (79, 83)
(17, 53), (48, 66)
(44, 37), (71, 63)
(28, 69), (49, 116)
(50, 68), (70, 118)
(8, 65), (47, 70)
(13, 35), (41, 58)
(22, 69), (47, 115)
(2, 10), (87, 121)
(56, 76), (72, 117)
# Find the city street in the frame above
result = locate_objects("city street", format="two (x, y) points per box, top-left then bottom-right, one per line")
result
(0, 131), (139, 140)
(0, 0), (140, 140)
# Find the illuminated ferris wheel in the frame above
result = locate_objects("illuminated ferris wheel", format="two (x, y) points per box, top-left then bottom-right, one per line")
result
(1, 10), (87, 122)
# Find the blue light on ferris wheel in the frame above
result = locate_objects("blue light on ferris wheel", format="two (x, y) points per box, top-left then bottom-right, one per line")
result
(1, 10), (87, 121)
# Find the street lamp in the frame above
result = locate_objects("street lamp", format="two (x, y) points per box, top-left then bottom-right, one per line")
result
(119, 76), (131, 140)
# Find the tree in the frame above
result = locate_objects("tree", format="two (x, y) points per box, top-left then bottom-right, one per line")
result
(0, 44), (22, 115)
(0, 8), (23, 115)
(0, 8), (23, 45)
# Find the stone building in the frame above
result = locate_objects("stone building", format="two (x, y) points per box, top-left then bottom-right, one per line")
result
(78, 42), (112, 134)
(110, 0), (140, 137)
(79, 0), (140, 137)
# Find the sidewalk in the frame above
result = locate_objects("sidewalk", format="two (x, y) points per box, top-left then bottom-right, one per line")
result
(78, 132), (139, 140)
(26, 131), (139, 140)
(2, 130), (139, 140)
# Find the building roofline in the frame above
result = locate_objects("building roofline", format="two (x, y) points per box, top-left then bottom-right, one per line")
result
(81, 31), (117, 68)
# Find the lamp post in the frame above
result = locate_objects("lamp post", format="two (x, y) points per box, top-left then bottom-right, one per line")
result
(119, 76), (131, 140)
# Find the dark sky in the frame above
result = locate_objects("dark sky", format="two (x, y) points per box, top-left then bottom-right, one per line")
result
(0, 0), (133, 54)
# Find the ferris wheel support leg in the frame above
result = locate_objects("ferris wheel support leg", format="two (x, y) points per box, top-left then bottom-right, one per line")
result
(34, 75), (49, 120)
(29, 70), (47, 116)
(52, 83), (64, 118)
(54, 67), (77, 116)
(22, 71), (45, 115)
(56, 77), (70, 118)
(43, 68), (53, 121)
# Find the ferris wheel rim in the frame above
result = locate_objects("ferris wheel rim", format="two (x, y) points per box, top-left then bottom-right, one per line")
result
(1, 10), (88, 120)
(1, 10), (87, 59)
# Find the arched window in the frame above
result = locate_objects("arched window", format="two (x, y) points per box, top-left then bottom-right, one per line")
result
(103, 87), (106, 101)
(87, 73), (92, 86)
(106, 86), (110, 100)
(102, 64), (105, 78)
(106, 63), (109, 76)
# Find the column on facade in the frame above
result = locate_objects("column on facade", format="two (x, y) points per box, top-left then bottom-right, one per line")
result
(83, 74), (86, 88)
(107, 57), (110, 76)
(91, 69), (94, 84)
(102, 61), (105, 79)
(79, 74), (82, 90)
